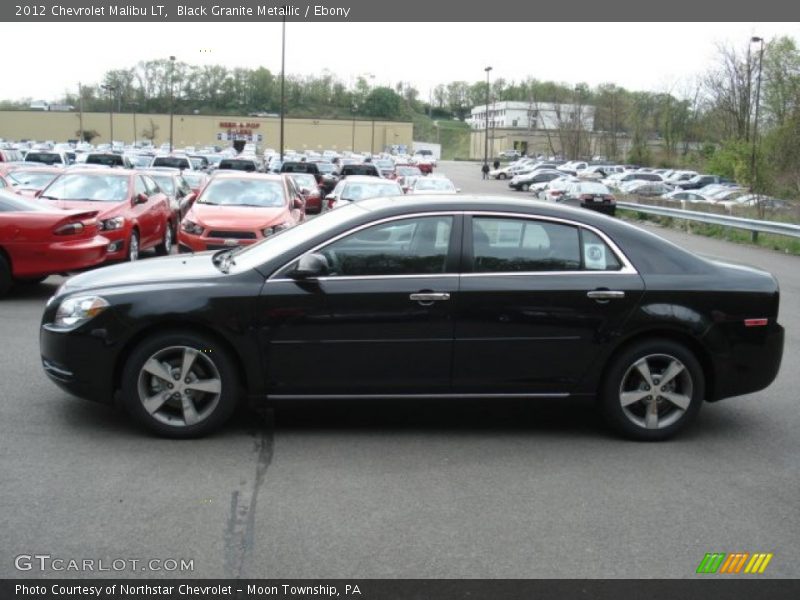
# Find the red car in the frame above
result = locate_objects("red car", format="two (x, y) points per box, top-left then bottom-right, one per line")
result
(286, 172), (324, 214)
(37, 169), (174, 262)
(178, 173), (306, 253)
(0, 191), (108, 296)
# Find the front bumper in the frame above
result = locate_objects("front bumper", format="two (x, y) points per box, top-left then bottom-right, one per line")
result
(40, 324), (117, 404)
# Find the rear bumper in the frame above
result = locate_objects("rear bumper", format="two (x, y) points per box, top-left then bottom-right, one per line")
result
(709, 322), (785, 401)
(13, 236), (110, 277)
(580, 202), (616, 216)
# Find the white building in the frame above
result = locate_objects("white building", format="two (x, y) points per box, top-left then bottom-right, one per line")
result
(467, 101), (595, 132)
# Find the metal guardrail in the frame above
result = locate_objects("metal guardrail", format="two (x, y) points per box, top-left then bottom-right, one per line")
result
(616, 201), (800, 240)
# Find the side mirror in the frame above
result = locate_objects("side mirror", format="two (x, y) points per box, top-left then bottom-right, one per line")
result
(299, 187), (310, 197)
(135, 192), (148, 204)
(292, 253), (329, 279)
(293, 197), (305, 210)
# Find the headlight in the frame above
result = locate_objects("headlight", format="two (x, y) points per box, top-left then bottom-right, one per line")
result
(100, 216), (125, 231)
(54, 295), (110, 329)
(181, 220), (204, 235)
(262, 222), (291, 237)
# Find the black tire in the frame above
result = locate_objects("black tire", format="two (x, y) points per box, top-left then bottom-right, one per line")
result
(120, 330), (240, 438)
(600, 339), (704, 441)
(0, 253), (12, 297)
(127, 230), (140, 262)
(155, 222), (174, 256)
(521, 183), (530, 191)
(498, 173), (507, 180)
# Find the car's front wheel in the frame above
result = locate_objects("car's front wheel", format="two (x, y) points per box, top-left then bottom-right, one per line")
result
(498, 173), (507, 179)
(121, 331), (240, 437)
(600, 339), (704, 441)
(155, 223), (174, 256)
(127, 230), (140, 262)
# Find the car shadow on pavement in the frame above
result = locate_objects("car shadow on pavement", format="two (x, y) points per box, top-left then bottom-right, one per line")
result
(268, 397), (608, 439)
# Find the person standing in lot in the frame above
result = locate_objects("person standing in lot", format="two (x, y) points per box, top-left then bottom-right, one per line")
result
(493, 159), (500, 170)
(482, 162), (490, 180)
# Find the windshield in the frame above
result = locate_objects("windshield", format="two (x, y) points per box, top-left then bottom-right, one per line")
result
(198, 178), (285, 207)
(150, 175), (175, 194)
(152, 156), (190, 169)
(87, 155), (123, 167)
(316, 163), (335, 174)
(342, 182), (402, 201)
(25, 152), (63, 165)
(289, 173), (316, 188)
(41, 173), (130, 202)
(413, 178), (456, 192)
(7, 170), (59, 189)
(182, 173), (206, 187)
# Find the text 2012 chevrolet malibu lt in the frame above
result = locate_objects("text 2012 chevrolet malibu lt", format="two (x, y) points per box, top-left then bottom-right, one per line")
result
(40, 196), (784, 440)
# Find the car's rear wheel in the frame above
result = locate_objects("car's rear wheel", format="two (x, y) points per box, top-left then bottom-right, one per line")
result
(121, 331), (239, 438)
(155, 223), (173, 256)
(127, 230), (140, 262)
(498, 173), (507, 179)
(521, 183), (530, 191)
(0, 254), (12, 296)
(601, 339), (704, 441)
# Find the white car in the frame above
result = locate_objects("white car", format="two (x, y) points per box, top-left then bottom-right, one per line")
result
(408, 176), (459, 195)
(661, 190), (712, 203)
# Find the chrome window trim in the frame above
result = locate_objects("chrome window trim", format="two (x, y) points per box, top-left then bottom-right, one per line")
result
(468, 211), (638, 275)
(267, 209), (639, 283)
(268, 211), (460, 282)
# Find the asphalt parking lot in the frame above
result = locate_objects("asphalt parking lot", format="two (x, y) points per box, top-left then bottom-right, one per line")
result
(2, 160), (798, 579)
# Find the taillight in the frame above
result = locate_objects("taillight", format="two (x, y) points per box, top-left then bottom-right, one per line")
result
(744, 318), (768, 327)
(54, 222), (85, 236)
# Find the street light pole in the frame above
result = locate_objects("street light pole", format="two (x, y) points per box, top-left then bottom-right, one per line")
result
(169, 55), (176, 153)
(750, 37), (765, 196)
(351, 104), (357, 152)
(279, 12), (286, 162)
(101, 84), (116, 147)
(131, 101), (138, 146)
(484, 66), (492, 166)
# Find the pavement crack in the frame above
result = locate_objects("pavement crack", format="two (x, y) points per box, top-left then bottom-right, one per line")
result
(224, 407), (275, 579)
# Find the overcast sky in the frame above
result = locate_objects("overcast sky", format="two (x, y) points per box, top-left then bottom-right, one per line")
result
(2, 22), (798, 101)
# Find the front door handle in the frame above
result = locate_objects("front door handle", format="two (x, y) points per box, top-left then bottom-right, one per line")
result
(410, 292), (451, 305)
(587, 290), (625, 301)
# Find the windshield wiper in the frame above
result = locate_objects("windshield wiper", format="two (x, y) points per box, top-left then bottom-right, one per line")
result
(39, 195), (59, 200)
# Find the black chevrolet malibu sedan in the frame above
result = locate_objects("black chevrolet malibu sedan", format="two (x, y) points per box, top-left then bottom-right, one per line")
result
(40, 196), (784, 440)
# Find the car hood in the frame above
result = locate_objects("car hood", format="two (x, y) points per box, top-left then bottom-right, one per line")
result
(189, 204), (288, 228)
(42, 199), (123, 217)
(56, 252), (224, 296)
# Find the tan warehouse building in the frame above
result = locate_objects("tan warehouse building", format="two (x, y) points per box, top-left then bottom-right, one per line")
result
(0, 111), (413, 153)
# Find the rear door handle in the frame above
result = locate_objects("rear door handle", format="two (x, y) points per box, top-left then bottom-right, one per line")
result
(410, 292), (451, 304)
(587, 290), (625, 300)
